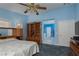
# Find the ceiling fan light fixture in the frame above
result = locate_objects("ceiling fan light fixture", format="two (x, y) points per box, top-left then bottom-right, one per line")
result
(24, 10), (28, 13)
(36, 12), (39, 15)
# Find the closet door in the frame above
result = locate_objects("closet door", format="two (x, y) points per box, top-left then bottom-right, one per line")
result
(27, 22), (41, 44)
(27, 23), (35, 41)
(30, 23), (35, 41)
(27, 24), (32, 41)
(34, 22), (41, 44)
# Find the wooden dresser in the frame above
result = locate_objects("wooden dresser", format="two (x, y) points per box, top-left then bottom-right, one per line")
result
(12, 28), (23, 40)
(70, 41), (79, 56)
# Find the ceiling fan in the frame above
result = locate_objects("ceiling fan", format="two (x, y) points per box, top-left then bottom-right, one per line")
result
(19, 3), (47, 15)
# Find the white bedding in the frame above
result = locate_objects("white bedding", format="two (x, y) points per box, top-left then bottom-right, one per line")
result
(0, 39), (39, 56)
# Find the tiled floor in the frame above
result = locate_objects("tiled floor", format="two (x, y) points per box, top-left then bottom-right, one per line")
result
(34, 44), (72, 56)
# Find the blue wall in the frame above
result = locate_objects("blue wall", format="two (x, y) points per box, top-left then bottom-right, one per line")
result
(40, 5), (75, 20)
(0, 8), (28, 27)
(0, 8), (28, 39)
(28, 4), (75, 22)
(75, 4), (79, 21)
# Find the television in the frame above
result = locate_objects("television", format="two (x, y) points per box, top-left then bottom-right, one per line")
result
(75, 21), (79, 35)
(73, 21), (79, 43)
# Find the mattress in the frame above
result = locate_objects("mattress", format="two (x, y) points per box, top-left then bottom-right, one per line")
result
(0, 38), (39, 56)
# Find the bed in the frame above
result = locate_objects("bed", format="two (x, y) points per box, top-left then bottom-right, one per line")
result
(0, 38), (39, 56)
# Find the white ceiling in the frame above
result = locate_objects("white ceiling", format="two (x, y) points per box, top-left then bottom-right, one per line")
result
(0, 3), (72, 15)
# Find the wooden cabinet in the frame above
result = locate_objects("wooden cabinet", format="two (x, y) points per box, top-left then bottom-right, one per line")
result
(70, 41), (79, 56)
(12, 28), (23, 39)
(27, 22), (41, 44)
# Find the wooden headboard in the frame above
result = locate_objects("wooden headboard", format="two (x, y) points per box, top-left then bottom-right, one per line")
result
(0, 27), (23, 39)
(0, 36), (16, 39)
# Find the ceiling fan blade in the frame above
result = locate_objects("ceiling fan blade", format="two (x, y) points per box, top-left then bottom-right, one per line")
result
(37, 7), (47, 10)
(19, 3), (28, 7)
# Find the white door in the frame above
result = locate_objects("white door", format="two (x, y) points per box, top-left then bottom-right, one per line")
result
(57, 20), (75, 47)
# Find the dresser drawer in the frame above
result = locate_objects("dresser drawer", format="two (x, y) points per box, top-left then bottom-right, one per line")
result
(70, 42), (79, 55)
